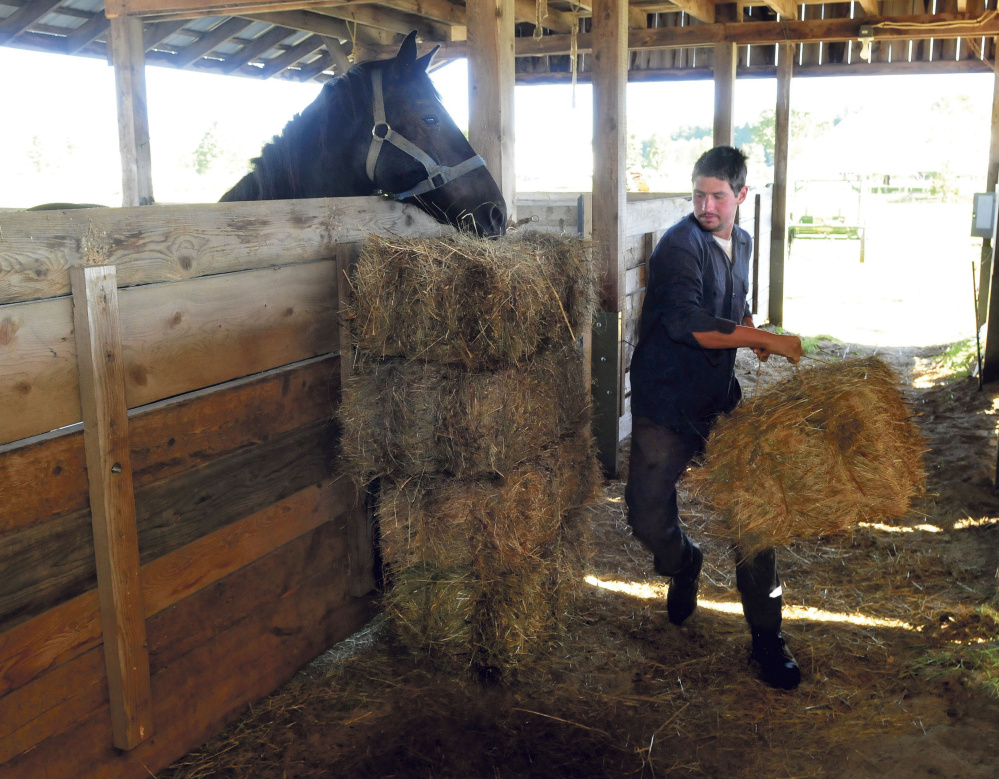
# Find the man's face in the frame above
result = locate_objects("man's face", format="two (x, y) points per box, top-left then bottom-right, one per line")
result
(692, 175), (748, 240)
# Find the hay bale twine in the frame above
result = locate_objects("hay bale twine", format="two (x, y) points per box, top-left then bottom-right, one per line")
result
(340, 344), (590, 480)
(347, 231), (596, 369)
(688, 356), (927, 555)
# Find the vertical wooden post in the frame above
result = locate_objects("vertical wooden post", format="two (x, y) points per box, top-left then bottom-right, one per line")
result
(467, 0), (516, 223)
(769, 41), (793, 327)
(713, 4), (737, 148)
(70, 265), (153, 751)
(978, 67), (999, 327)
(591, 0), (628, 477)
(109, 16), (154, 207)
(336, 243), (377, 596)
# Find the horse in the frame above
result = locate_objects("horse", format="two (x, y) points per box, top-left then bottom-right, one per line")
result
(220, 31), (507, 237)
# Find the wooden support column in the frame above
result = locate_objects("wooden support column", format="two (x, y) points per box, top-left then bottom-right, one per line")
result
(467, 0), (516, 222)
(978, 63), (999, 328)
(336, 243), (378, 596)
(591, 0), (628, 477)
(70, 265), (153, 751)
(109, 16), (154, 207)
(769, 41), (793, 327)
(713, 3), (737, 147)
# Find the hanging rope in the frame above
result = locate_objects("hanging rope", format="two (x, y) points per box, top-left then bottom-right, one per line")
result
(347, 18), (358, 62)
(534, 0), (548, 40)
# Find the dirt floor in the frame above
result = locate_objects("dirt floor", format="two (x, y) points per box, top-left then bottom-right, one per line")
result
(161, 339), (999, 779)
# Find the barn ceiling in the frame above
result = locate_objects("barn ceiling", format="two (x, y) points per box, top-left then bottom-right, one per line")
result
(0, 0), (995, 84)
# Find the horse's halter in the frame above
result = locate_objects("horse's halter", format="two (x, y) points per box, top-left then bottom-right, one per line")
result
(365, 67), (487, 201)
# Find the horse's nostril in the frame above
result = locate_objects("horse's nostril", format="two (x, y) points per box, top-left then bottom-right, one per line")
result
(488, 205), (506, 235)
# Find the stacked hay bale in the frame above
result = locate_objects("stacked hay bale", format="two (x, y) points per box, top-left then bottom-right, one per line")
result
(340, 231), (601, 676)
(688, 356), (927, 555)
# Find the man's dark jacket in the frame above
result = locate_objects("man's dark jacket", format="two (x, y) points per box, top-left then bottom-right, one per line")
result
(629, 212), (753, 440)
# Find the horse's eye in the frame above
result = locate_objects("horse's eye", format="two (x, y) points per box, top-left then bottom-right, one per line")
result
(423, 116), (439, 127)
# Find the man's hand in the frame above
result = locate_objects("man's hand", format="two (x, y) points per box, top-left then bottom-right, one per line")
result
(743, 317), (770, 361)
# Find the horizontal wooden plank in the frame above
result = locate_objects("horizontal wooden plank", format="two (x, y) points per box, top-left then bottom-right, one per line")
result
(626, 196), (691, 238)
(0, 515), (351, 762)
(0, 420), (339, 632)
(0, 197), (445, 306)
(1, 522), (372, 777)
(0, 296), (79, 446)
(0, 477), (353, 700)
(119, 261), (339, 408)
(0, 355), (340, 537)
(0, 261), (340, 445)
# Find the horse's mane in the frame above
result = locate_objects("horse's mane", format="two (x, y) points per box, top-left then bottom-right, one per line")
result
(224, 62), (380, 201)
(221, 57), (445, 202)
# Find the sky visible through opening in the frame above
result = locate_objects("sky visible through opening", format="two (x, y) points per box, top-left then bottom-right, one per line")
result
(0, 47), (992, 347)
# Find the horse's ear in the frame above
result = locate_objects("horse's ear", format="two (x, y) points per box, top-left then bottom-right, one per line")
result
(415, 45), (440, 72)
(396, 30), (419, 67)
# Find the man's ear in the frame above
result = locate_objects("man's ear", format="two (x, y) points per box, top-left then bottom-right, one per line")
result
(736, 185), (749, 205)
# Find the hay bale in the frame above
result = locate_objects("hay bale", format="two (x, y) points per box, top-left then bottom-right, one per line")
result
(688, 357), (927, 555)
(340, 344), (590, 480)
(377, 430), (601, 576)
(347, 231), (596, 369)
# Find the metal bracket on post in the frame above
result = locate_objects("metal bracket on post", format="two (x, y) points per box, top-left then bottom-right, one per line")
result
(591, 310), (622, 479)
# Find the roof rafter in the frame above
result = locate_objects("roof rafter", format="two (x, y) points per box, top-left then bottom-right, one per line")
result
(218, 24), (297, 74)
(0, 0), (64, 46)
(258, 31), (325, 76)
(63, 13), (111, 55)
(312, 4), (450, 40)
(167, 16), (254, 67)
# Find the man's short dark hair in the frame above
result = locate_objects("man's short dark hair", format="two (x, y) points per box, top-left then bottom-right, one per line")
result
(692, 146), (748, 194)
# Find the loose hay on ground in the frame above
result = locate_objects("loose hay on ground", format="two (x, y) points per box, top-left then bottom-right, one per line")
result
(346, 231), (596, 368)
(688, 356), (927, 555)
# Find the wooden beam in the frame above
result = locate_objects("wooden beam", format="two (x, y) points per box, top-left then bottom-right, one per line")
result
(245, 10), (393, 44)
(763, 0), (798, 20)
(513, 0), (578, 32)
(105, 0), (340, 18)
(294, 50), (335, 78)
(713, 4), (737, 146)
(372, 0), (467, 25)
(591, 0), (629, 478)
(109, 17), (155, 207)
(0, 0), (63, 46)
(314, 4), (449, 40)
(856, 0), (880, 15)
(667, 0), (715, 23)
(218, 24), (296, 74)
(980, 68), (999, 368)
(321, 34), (353, 73)
(467, 0), (517, 222)
(70, 265), (153, 752)
(769, 41), (792, 328)
(514, 13), (999, 56)
(258, 32), (325, 77)
(167, 17), (255, 68)
(63, 14), (111, 55)
(143, 19), (189, 50)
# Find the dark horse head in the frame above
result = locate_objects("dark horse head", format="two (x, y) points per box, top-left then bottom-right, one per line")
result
(220, 31), (506, 237)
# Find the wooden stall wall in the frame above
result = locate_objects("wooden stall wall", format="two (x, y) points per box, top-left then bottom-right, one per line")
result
(0, 197), (444, 778)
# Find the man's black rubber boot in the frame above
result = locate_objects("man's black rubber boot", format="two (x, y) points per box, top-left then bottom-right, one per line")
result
(751, 631), (801, 690)
(666, 545), (703, 625)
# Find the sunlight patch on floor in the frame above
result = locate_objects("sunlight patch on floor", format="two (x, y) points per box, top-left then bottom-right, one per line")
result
(953, 516), (999, 529)
(585, 576), (916, 630)
(857, 521), (943, 533)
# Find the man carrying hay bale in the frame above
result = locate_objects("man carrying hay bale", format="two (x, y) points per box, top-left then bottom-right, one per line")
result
(627, 147), (805, 690)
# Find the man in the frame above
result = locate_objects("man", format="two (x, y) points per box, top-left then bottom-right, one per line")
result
(626, 146), (805, 690)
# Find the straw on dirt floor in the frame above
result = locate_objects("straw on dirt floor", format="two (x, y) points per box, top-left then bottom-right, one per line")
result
(346, 230), (596, 369)
(340, 343), (590, 480)
(376, 429), (601, 576)
(688, 356), (927, 555)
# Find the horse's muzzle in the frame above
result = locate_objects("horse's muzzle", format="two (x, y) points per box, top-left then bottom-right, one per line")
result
(473, 202), (507, 237)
